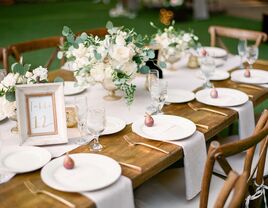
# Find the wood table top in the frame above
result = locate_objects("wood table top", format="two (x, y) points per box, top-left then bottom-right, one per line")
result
(1, 60), (267, 208)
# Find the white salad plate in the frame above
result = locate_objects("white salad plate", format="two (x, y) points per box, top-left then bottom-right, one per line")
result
(0, 114), (7, 122)
(0, 146), (51, 173)
(197, 70), (230, 81)
(166, 89), (195, 103)
(231, 69), (268, 84)
(64, 81), (86, 96)
(195, 88), (249, 107)
(102, 116), (126, 135)
(41, 153), (121, 192)
(132, 115), (196, 141)
(203, 47), (228, 58)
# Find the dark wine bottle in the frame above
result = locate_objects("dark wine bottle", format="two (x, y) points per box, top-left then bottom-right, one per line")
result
(145, 49), (163, 78)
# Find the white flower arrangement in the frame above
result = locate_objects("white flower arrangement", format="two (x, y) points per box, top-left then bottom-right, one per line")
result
(0, 63), (48, 117)
(60, 22), (154, 105)
(150, 21), (199, 60)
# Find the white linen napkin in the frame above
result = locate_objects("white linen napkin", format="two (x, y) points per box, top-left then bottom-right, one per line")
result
(168, 131), (207, 200)
(229, 101), (255, 139)
(82, 176), (135, 208)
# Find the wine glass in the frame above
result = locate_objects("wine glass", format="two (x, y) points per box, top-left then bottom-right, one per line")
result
(200, 57), (215, 88)
(246, 45), (259, 69)
(150, 80), (168, 115)
(146, 69), (159, 91)
(237, 39), (247, 69)
(86, 107), (106, 152)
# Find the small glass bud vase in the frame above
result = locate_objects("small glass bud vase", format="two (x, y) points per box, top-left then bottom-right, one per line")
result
(102, 77), (122, 101)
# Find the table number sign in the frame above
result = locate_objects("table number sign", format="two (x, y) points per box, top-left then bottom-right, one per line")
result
(16, 83), (68, 146)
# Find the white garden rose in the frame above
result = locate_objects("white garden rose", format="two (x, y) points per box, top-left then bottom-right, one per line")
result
(25, 71), (33, 78)
(90, 63), (105, 82)
(72, 43), (91, 59)
(122, 62), (137, 76)
(115, 34), (126, 46)
(32, 66), (48, 81)
(182, 33), (192, 42)
(109, 45), (134, 63)
(104, 66), (114, 79)
(1, 73), (18, 88)
(2, 100), (16, 117)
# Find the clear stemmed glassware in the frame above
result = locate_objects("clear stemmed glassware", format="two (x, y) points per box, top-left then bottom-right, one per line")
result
(200, 57), (216, 88)
(87, 107), (106, 152)
(237, 39), (247, 69)
(146, 69), (159, 114)
(70, 95), (90, 145)
(150, 80), (168, 115)
(246, 45), (259, 69)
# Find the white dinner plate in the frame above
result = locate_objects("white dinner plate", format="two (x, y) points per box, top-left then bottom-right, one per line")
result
(197, 70), (230, 81)
(195, 88), (249, 107)
(64, 81), (86, 96)
(0, 114), (7, 122)
(0, 146), (51, 173)
(166, 89), (195, 103)
(231, 69), (268, 84)
(203, 47), (228, 58)
(102, 117), (126, 135)
(41, 153), (121, 192)
(132, 115), (196, 141)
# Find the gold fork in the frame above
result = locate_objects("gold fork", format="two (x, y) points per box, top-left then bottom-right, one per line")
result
(24, 180), (76, 208)
(188, 103), (228, 117)
(123, 135), (169, 154)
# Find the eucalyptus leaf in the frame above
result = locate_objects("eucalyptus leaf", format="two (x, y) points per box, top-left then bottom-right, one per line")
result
(106, 21), (113, 30)
(62, 26), (70, 36)
(5, 91), (15, 102)
(159, 61), (167, 68)
(12, 63), (27, 75)
(94, 50), (102, 60)
(147, 50), (155, 59)
(54, 76), (64, 83)
(139, 65), (150, 74)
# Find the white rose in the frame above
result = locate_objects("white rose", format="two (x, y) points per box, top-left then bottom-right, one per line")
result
(115, 35), (126, 46)
(2, 100), (16, 117)
(109, 45), (134, 63)
(182, 33), (192, 42)
(32, 66), (48, 81)
(91, 63), (105, 82)
(17, 75), (26, 84)
(1, 73), (17, 88)
(122, 62), (137, 76)
(25, 71), (33, 78)
(72, 43), (91, 59)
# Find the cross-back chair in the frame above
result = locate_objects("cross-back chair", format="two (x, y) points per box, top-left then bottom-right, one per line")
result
(201, 109), (268, 207)
(3, 36), (64, 72)
(135, 109), (268, 208)
(208, 25), (268, 52)
(76, 27), (108, 38)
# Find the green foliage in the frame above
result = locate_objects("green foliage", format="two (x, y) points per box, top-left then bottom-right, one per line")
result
(54, 76), (64, 82)
(11, 63), (31, 76)
(5, 91), (16, 102)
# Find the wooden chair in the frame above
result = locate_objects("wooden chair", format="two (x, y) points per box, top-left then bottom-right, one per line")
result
(4, 36), (64, 72)
(135, 110), (268, 208)
(208, 25), (268, 52)
(76, 27), (108, 38)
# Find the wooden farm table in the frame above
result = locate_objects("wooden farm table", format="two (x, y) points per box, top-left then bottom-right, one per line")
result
(0, 60), (268, 208)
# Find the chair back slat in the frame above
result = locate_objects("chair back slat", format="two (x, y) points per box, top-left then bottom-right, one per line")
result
(209, 26), (268, 51)
(76, 27), (108, 38)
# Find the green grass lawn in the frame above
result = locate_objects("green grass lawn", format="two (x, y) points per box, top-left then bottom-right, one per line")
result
(0, 0), (267, 116)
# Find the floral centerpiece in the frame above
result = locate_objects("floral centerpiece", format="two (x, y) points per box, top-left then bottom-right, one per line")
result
(0, 63), (48, 118)
(59, 22), (154, 105)
(150, 21), (199, 69)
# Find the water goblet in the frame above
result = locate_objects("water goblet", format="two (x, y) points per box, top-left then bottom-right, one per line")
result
(237, 39), (247, 69)
(87, 107), (106, 152)
(150, 80), (168, 115)
(246, 45), (259, 69)
(200, 57), (215, 88)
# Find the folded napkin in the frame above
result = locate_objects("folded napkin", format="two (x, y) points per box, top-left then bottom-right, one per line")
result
(229, 101), (255, 139)
(82, 176), (135, 208)
(168, 131), (207, 200)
